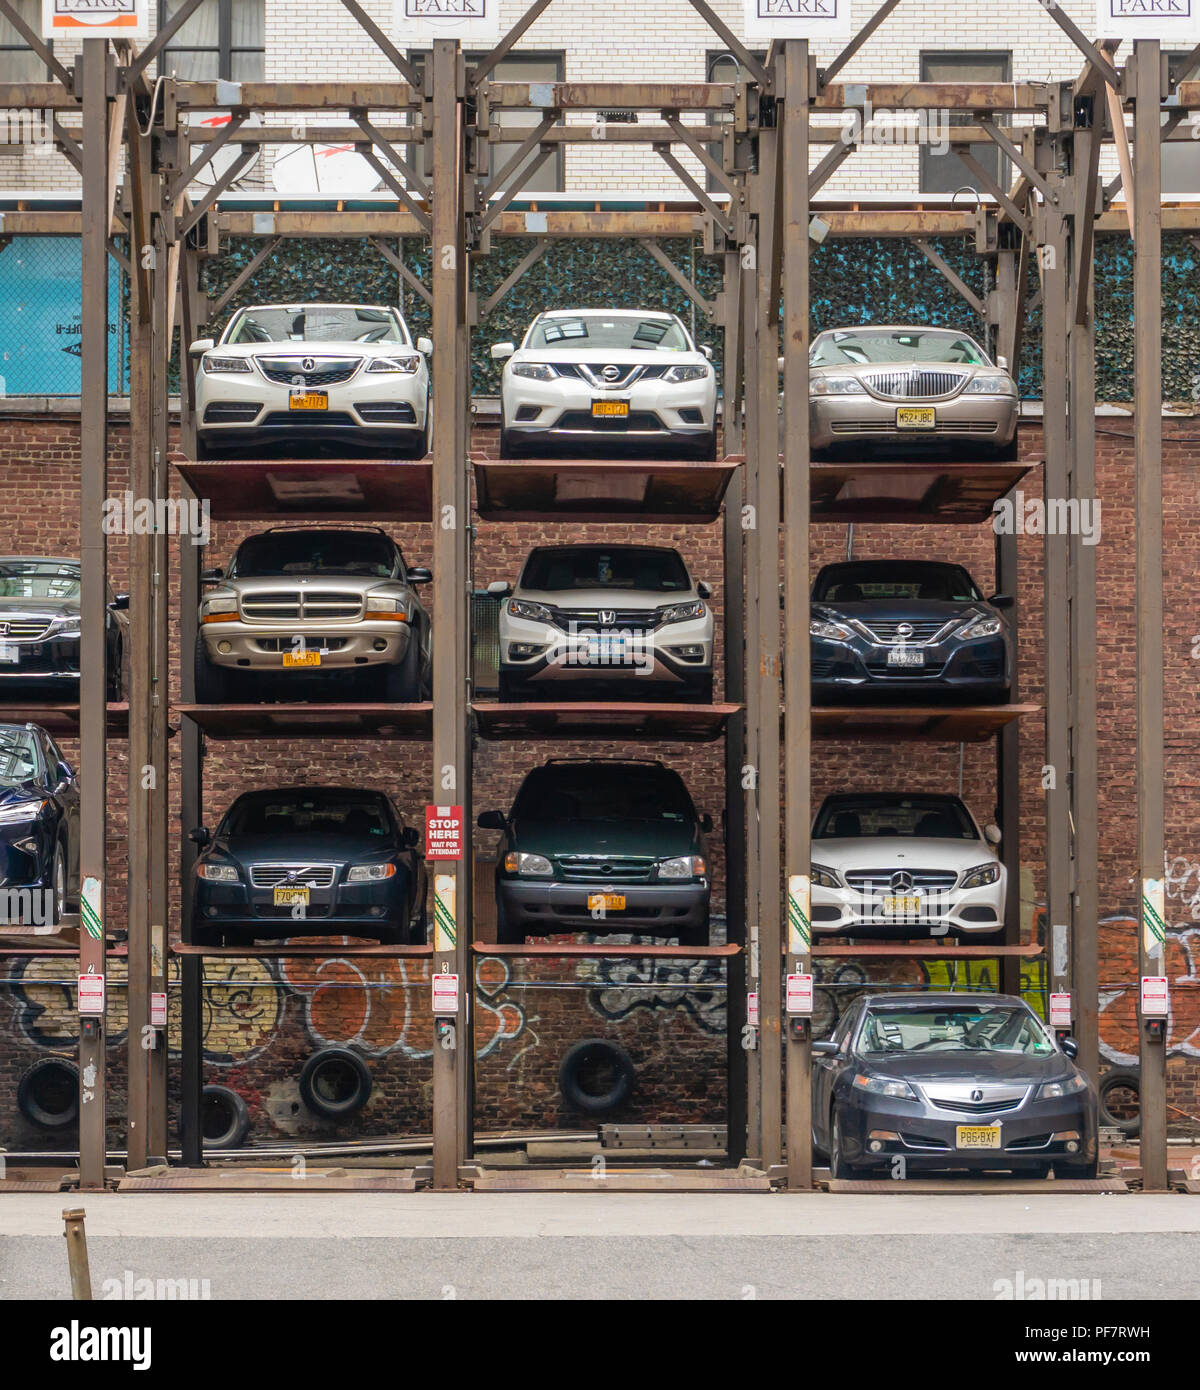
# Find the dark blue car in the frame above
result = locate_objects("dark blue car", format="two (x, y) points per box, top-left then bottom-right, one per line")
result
(0, 722), (80, 931)
(810, 560), (1012, 703)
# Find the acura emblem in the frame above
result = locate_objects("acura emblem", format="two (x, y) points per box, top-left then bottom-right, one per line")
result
(890, 871), (914, 893)
(602, 364), (621, 381)
(302, 357), (316, 372)
(599, 609), (616, 625)
(971, 1088), (984, 1102)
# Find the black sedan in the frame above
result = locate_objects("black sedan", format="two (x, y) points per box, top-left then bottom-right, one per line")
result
(810, 559), (1011, 703)
(189, 787), (427, 946)
(0, 722), (80, 931)
(812, 993), (1098, 1179)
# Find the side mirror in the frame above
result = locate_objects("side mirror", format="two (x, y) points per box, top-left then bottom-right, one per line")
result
(490, 342), (516, 361)
(996, 354), (1009, 370)
(487, 580), (512, 598)
(696, 580), (711, 600)
(189, 826), (211, 846)
(1059, 1036), (1079, 1059)
(988, 592), (1014, 609)
(189, 337), (215, 356)
(701, 344), (713, 361)
(407, 566), (432, 585)
(108, 593), (130, 611)
(811, 1040), (839, 1057)
(984, 823), (1002, 846)
(477, 810), (507, 830)
(700, 812), (714, 834)
(416, 336), (433, 356)
(201, 567), (224, 584)
(402, 825), (421, 849)
(777, 354), (785, 373)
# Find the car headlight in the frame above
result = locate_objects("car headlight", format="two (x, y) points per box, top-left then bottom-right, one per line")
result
(658, 855), (706, 880)
(959, 863), (1001, 890)
(658, 599), (706, 624)
(1037, 1074), (1088, 1099)
(504, 852), (553, 876)
(508, 598), (554, 623)
(347, 864), (397, 882)
(196, 863), (239, 882)
(964, 373), (1015, 395)
(200, 597), (238, 625)
(811, 375), (867, 396)
(510, 362), (556, 382)
(0, 798), (48, 825)
(811, 863), (841, 889)
(45, 614), (81, 638)
(203, 354), (252, 374)
(366, 355), (422, 374)
(810, 617), (853, 641)
(853, 1073), (919, 1100)
(955, 614), (1003, 641)
(365, 594), (408, 621)
(663, 363), (709, 383)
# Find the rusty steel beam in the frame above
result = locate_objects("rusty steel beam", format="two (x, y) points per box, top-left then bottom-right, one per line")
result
(169, 81), (419, 111)
(485, 82), (735, 111)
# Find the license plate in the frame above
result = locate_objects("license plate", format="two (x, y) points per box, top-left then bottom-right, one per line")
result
(273, 886), (310, 907)
(956, 1124), (1002, 1150)
(887, 648), (925, 667)
(587, 893), (626, 911)
(0, 643), (16, 663)
(289, 391), (328, 411)
(592, 400), (629, 418)
(882, 895), (921, 914)
(282, 651), (321, 668)
(586, 638), (628, 662)
(896, 406), (935, 429)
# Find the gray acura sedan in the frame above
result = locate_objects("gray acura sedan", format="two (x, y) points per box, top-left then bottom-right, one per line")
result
(812, 993), (1097, 1179)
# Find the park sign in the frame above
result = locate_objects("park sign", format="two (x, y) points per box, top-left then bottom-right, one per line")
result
(42, 0), (148, 40)
(744, 0), (854, 40)
(1096, 0), (1200, 40)
(393, 0), (503, 44)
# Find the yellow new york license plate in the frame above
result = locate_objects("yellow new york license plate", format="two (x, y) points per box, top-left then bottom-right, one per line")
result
(587, 892), (626, 911)
(956, 1124), (1001, 1150)
(289, 391), (328, 410)
(282, 651), (321, 668)
(882, 895), (920, 914)
(896, 406), (935, 429)
(273, 886), (310, 907)
(592, 400), (629, 417)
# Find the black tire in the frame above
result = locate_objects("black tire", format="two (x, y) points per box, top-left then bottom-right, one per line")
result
(1098, 1067), (1141, 1137)
(676, 922), (711, 949)
(200, 1084), (251, 1149)
(381, 632), (422, 702)
(498, 417), (515, 459)
(299, 1048), (372, 1119)
(829, 1107), (854, 1179)
(558, 1039), (635, 1116)
(17, 1057), (79, 1129)
(193, 434), (213, 461)
(1054, 1158), (1099, 1180)
(497, 671), (533, 703)
(495, 894), (525, 945)
(193, 631), (231, 705)
(680, 673), (714, 705)
(691, 430), (718, 461)
(408, 891), (427, 945)
(1024, 1162), (1053, 1179)
(50, 843), (66, 926)
(189, 919), (226, 948)
(107, 639), (123, 700)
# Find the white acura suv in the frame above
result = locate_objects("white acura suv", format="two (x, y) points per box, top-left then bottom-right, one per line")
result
(810, 792), (1006, 939)
(491, 308), (717, 458)
(191, 303), (432, 458)
(489, 543), (714, 703)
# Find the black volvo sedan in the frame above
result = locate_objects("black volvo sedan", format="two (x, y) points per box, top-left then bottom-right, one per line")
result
(189, 787), (427, 946)
(0, 722), (80, 931)
(812, 993), (1097, 1179)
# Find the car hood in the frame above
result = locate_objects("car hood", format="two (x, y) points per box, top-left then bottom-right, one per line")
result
(812, 836), (997, 872)
(512, 817), (698, 860)
(813, 598), (995, 626)
(225, 340), (415, 358)
(0, 595), (78, 619)
(515, 586), (698, 610)
(0, 781), (46, 810)
(512, 346), (706, 367)
(860, 1050), (1074, 1086)
(214, 833), (398, 865)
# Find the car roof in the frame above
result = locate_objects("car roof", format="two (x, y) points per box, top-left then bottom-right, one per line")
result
(237, 303), (398, 314)
(526, 542), (681, 555)
(816, 324), (979, 337)
(816, 558), (970, 573)
(537, 308), (678, 321)
(863, 992), (1028, 1010)
(820, 790), (966, 803)
(233, 786), (391, 799)
(0, 556), (79, 565)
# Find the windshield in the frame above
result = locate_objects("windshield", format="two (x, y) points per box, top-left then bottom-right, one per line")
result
(814, 563), (981, 603)
(223, 792), (393, 838)
(232, 533), (397, 579)
(528, 315), (690, 352)
(0, 728), (39, 787)
(811, 329), (989, 368)
(0, 561), (80, 601)
(859, 1005), (1055, 1056)
(515, 766), (694, 823)
(521, 548), (690, 593)
(227, 306), (405, 345)
(815, 796), (979, 840)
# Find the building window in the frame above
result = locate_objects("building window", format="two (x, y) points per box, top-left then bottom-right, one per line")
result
(0, 0), (50, 82)
(1163, 50), (1200, 194)
(158, 0), (265, 82)
(706, 50), (765, 192)
(919, 51), (1011, 196)
(409, 52), (565, 194)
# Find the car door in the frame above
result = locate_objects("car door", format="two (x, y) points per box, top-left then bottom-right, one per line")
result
(41, 731), (80, 890)
(814, 1000), (862, 1149)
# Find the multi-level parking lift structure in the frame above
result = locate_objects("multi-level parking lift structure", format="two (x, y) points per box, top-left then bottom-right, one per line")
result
(0, 0), (1192, 1193)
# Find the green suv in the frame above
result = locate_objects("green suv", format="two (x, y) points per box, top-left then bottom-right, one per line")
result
(478, 758), (712, 946)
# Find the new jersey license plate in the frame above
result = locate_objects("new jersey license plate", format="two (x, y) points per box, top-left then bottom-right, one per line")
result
(273, 886), (310, 907)
(882, 895), (920, 914)
(896, 406), (935, 429)
(956, 1124), (1001, 1150)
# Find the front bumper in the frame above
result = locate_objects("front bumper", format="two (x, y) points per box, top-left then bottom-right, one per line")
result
(502, 375), (715, 442)
(498, 610), (712, 690)
(196, 368), (428, 442)
(812, 633), (1009, 700)
(200, 618), (415, 672)
(811, 875), (1006, 937)
(0, 633), (82, 683)
(498, 878), (709, 935)
(192, 872), (410, 939)
(835, 1085), (1097, 1172)
(810, 393), (1017, 450)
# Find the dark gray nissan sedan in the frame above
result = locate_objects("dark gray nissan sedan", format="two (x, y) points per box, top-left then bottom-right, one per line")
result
(812, 993), (1098, 1179)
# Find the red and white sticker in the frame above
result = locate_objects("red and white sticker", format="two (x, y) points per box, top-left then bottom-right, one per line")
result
(1049, 992), (1073, 1028)
(747, 991), (759, 1027)
(432, 973), (459, 1015)
(78, 973), (105, 1016)
(425, 805), (464, 860)
(150, 992), (168, 1028)
(785, 973), (813, 1016)
(1140, 976), (1170, 1018)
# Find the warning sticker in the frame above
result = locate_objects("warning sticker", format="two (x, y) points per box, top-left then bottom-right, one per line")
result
(78, 972), (105, 1015)
(425, 805), (464, 860)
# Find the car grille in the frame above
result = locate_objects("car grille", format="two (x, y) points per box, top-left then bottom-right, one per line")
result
(0, 618), (52, 641)
(858, 619), (954, 645)
(926, 1095), (1025, 1115)
(863, 661), (948, 679)
(922, 1083), (1029, 1113)
(240, 590), (363, 623)
(552, 363), (670, 386)
(557, 856), (656, 882)
(829, 419), (999, 434)
(257, 356), (362, 387)
(259, 411), (359, 429)
(858, 368), (969, 399)
(249, 864), (337, 888)
(254, 636), (349, 653)
(355, 402), (417, 422)
(844, 869), (959, 892)
(555, 410), (664, 432)
(203, 402), (260, 423)
(544, 605), (663, 632)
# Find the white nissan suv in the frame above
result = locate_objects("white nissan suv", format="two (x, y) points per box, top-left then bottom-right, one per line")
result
(190, 303), (432, 458)
(491, 308), (717, 458)
(489, 543), (714, 703)
(810, 792), (1006, 940)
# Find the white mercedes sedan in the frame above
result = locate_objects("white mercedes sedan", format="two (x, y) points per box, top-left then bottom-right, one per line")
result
(190, 303), (432, 458)
(491, 308), (717, 459)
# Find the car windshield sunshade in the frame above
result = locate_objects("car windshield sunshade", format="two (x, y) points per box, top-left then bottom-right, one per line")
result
(521, 547), (690, 593)
(811, 329), (989, 368)
(531, 316), (689, 351)
(223, 793), (392, 837)
(228, 307), (405, 345)
(814, 563), (981, 603)
(859, 1006), (1055, 1056)
(232, 533), (396, 579)
(814, 795), (977, 839)
(516, 766), (693, 822)
(0, 728), (38, 786)
(0, 562), (81, 600)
